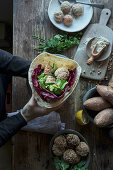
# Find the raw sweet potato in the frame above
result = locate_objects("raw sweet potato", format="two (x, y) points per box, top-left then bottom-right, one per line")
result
(96, 85), (113, 105)
(94, 108), (113, 127)
(83, 97), (112, 111)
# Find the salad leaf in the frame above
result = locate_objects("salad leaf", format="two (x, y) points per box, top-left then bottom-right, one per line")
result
(37, 73), (47, 89)
(38, 78), (46, 89)
(54, 157), (70, 170)
(61, 160), (70, 170)
(53, 86), (62, 96)
(54, 157), (62, 170)
(56, 79), (68, 90)
(49, 85), (55, 92)
(69, 161), (88, 170)
(77, 161), (86, 168)
(51, 63), (57, 74)
(45, 82), (55, 85)
(37, 72), (44, 79)
(49, 84), (62, 95)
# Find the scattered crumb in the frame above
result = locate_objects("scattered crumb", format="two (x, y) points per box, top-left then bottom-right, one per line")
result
(92, 69), (95, 72)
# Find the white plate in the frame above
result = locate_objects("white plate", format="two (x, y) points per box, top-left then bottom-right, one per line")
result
(48, 0), (93, 32)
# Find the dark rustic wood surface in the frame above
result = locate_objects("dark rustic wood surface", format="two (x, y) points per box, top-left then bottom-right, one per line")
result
(13, 0), (113, 170)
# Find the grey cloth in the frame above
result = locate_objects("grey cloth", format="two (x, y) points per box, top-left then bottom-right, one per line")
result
(8, 111), (65, 135)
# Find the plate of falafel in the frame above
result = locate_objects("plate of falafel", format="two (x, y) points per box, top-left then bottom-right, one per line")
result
(49, 129), (90, 169)
(48, 0), (93, 32)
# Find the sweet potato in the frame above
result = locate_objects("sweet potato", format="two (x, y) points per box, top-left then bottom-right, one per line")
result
(96, 85), (113, 105)
(94, 108), (113, 127)
(83, 97), (112, 111)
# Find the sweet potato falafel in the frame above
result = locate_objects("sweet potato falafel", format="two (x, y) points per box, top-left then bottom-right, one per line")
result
(64, 15), (73, 27)
(63, 149), (81, 164)
(76, 142), (89, 157)
(54, 11), (64, 23)
(52, 144), (65, 156)
(44, 64), (52, 75)
(55, 67), (69, 80)
(46, 75), (56, 83)
(72, 3), (84, 18)
(66, 134), (80, 147)
(61, 1), (71, 14)
(54, 135), (67, 148)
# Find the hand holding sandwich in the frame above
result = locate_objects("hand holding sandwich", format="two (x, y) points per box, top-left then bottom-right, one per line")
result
(21, 95), (53, 122)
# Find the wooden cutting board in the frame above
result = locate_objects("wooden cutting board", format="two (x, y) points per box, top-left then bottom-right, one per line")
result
(74, 9), (113, 80)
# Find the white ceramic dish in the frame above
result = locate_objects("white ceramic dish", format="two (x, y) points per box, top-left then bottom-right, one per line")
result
(48, 0), (93, 32)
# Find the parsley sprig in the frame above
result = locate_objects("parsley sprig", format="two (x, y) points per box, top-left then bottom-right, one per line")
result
(33, 33), (82, 54)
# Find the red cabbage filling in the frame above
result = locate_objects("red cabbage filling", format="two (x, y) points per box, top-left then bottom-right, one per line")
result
(32, 64), (76, 102)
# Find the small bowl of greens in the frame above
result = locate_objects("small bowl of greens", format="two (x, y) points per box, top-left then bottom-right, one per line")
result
(49, 129), (90, 170)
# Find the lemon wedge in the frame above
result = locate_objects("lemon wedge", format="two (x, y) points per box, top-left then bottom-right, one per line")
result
(75, 110), (89, 125)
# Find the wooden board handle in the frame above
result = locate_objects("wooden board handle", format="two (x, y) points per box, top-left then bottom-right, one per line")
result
(99, 9), (111, 26)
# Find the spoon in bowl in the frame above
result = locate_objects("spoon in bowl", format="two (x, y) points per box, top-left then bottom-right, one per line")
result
(86, 43), (106, 65)
(58, 0), (104, 9)
(86, 37), (109, 65)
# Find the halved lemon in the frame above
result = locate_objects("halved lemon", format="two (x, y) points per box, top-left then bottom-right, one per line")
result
(75, 110), (89, 125)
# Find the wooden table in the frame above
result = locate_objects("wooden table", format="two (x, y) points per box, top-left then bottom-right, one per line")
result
(13, 0), (113, 169)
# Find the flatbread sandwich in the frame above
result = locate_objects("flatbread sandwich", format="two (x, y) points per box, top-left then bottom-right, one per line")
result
(28, 52), (81, 108)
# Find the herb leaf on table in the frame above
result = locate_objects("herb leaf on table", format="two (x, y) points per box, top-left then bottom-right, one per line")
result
(33, 33), (83, 54)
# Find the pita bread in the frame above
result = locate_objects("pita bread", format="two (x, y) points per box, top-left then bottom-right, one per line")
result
(28, 52), (81, 108)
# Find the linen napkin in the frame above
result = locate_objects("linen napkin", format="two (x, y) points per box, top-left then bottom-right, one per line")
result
(8, 111), (65, 135)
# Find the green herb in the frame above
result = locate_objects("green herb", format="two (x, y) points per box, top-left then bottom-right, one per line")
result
(51, 63), (58, 74)
(54, 157), (88, 170)
(56, 79), (68, 90)
(54, 157), (62, 170)
(49, 84), (62, 95)
(48, 79), (68, 95)
(45, 82), (55, 85)
(49, 85), (55, 92)
(69, 161), (88, 170)
(33, 33), (83, 54)
(38, 78), (46, 89)
(37, 64), (68, 95)
(37, 73), (47, 89)
(54, 157), (70, 170)
(53, 86), (62, 95)
(37, 72), (44, 79)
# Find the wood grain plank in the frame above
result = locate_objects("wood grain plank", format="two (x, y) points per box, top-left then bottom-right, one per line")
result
(13, 0), (113, 170)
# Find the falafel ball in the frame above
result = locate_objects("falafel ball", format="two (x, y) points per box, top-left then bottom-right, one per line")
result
(52, 144), (65, 156)
(55, 67), (69, 80)
(46, 75), (56, 83)
(76, 142), (89, 157)
(64, 15), (73, 27)
(61, 1), (71, 14)
(66, 134), (80, 147)
(44, 64), (52, 75)
(54, 136), (67, 148)
(72, 3), (84, 18)
(63, 149), (81, 165)
(54, 11), (64, 23)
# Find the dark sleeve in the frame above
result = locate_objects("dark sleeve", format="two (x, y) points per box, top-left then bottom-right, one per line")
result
(0, 49), (31, 78)
(0, 112), (27, 147)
